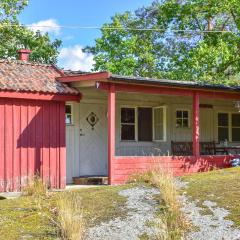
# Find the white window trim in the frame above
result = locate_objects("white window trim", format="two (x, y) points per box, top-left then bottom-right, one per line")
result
(66, 103), (74, 125)
(175, 109), (190, 128)
(153, 106), (167, 142)
(217, 111), (240, 142)
(120, 106), (137, 141)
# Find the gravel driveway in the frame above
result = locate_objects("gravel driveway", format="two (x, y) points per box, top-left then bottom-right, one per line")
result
(86, 186), (160, 240)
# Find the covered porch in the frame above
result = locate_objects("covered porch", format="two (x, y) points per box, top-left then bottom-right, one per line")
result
(61, 72), (240, 185)
(99, 81), (240, 185)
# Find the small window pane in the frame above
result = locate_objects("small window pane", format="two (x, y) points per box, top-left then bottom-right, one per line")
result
(66, 115), (72, 125)
(183, 111), (188, 118)
(176, 111), (182, 118)
(65, 105), (72, 124)
(232, 128), (240, 142)
(121, 125), (135, 140)
(66, 105), (72, 114)
(121, 108), (135, 123)
(218, 127), (229, 142)
(218, 113), (228, 126)
(232, 114), (240, 127)
(182, 119), (189, 127)
(176, 119), (182, 128)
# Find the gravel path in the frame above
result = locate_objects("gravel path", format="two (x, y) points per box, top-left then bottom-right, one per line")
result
(86, 186), (160, 240)
(180, 189), (240, 240)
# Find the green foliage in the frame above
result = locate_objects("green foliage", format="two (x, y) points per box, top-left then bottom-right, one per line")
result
(87, 0), (240, 85)
(0, 1), (61, 64)
(0, 0), (28, 21)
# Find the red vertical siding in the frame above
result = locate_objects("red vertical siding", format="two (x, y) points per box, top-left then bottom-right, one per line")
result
(59, 104), (66, 189)
(0, 98), (66, 192)
(0, 100), (5, 191)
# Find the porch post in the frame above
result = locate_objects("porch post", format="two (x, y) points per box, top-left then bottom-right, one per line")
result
(108, 84), (116, 185)
(192, 92), (200, 156)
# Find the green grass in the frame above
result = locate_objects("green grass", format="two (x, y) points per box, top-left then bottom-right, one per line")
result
(0, 185), (131, 239)
(182, 167), (240, 227)
(0, 195), (57, 240)
(70, 185), (130, 227)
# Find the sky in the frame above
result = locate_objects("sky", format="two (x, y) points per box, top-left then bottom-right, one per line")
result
(19, 0), (154, 71)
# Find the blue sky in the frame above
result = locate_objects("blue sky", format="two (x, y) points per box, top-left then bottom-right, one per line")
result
(19, 0), (153, 70)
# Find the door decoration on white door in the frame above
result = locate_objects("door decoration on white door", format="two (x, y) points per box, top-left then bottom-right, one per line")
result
(86, 112), (99, 130)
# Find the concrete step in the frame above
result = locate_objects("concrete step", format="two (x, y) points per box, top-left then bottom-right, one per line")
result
(72, 176), (108, 185)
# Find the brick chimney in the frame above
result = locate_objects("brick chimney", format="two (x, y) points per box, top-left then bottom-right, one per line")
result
(18, 49), (31, 61)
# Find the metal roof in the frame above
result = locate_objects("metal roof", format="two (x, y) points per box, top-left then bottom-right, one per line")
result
(110, 74), (240, 91)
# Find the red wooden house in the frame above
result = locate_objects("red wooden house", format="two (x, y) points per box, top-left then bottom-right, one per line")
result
(1, 50), (240, 192)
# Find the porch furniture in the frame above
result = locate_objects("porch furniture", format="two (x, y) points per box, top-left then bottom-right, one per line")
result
(206, 146), (240, 155)
(171, 141), (193, 156)
(171, 141), (237, 155)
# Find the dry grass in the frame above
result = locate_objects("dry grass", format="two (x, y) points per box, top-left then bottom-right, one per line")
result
(130, 168), (190, 240)
(56, 192), (85, 240)
(22, 175), (47, 197)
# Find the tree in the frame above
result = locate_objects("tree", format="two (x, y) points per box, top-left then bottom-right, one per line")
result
(0, 0), (28, 21)
(0, 0), (61, 64)
(87, 0), (240, 84)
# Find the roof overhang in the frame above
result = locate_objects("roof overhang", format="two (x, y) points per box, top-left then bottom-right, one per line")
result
(57, 71), (240, 98)
(0, 90), (81, 102)
(57, 71), (111, 83)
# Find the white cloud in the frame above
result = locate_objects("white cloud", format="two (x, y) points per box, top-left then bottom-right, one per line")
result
(29, 19), (61, 35)
(59, 45), (95, 72)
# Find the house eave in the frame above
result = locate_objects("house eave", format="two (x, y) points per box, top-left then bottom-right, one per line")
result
(0, 90), (81, 102)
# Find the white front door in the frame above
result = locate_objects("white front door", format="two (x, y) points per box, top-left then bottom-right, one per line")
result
(79, 103), (108, 176)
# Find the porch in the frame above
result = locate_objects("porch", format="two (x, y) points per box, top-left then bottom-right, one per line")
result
(105, 83), (240, 184)
(66, 78), (240, 185)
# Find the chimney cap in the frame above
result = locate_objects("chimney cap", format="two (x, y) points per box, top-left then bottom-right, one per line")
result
(17, 49), (31, 61)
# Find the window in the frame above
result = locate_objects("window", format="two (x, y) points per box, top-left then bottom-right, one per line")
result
(65, 104), (73, 124)
(120, 106), (166, 141)
(217, 113), (240, 142)
(138, 108), (152, 141)
(121, 108), (136, 140)
(232, 114), (240, 141)
(218, 113), (229, 142)
(153, 107), (166, 141)
(176, 110), (189, 128)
